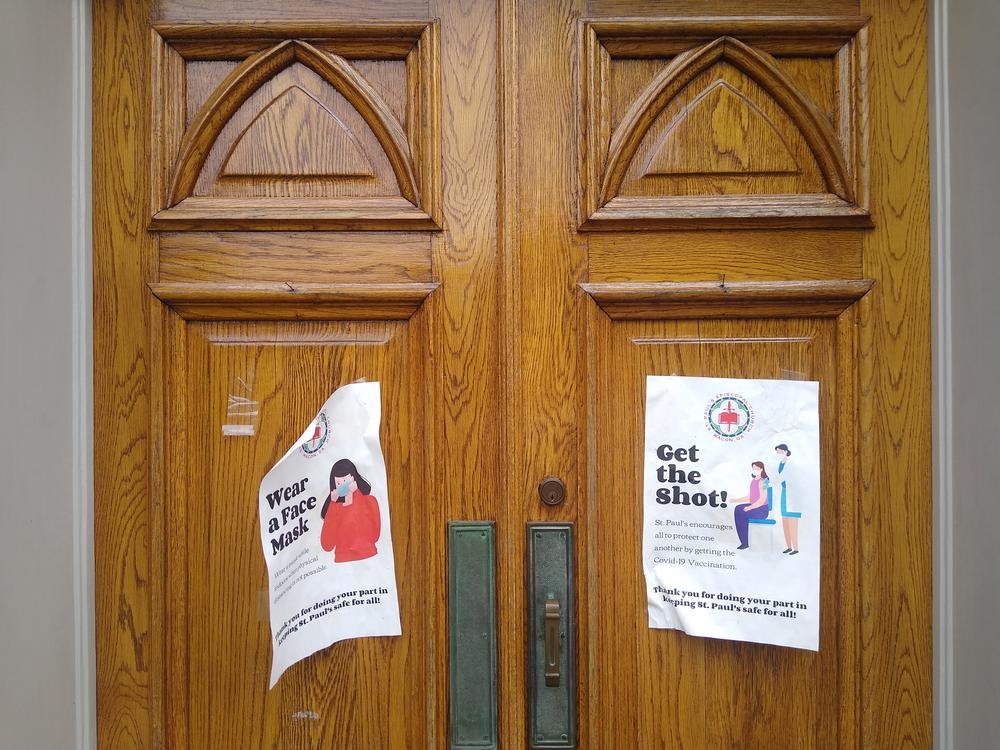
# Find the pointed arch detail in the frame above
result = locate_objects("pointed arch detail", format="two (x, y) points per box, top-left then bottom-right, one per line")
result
(598, 36), (853, 206)
(220, 85), (375, 178)
(640, 81), (800, 176)
(166, 39), (419, 206)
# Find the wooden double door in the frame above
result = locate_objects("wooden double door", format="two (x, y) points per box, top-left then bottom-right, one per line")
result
(94, 0), (931, 747)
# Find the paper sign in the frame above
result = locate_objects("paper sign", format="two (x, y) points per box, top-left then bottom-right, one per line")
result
(642, 375), (821, 650)
(259, 381), (401, 687)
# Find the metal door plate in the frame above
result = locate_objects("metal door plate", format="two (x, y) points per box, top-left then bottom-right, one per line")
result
(527, 523), (576, 749)
(449, 522), (498, 750)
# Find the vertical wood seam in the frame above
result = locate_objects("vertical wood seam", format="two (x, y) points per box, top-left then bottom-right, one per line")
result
(498, 1), (521, 748)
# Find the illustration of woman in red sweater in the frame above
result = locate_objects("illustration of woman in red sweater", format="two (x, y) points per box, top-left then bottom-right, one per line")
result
(319, 458), (381, 563)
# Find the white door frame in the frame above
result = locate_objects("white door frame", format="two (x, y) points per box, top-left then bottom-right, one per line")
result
(72, 0), (94, 748)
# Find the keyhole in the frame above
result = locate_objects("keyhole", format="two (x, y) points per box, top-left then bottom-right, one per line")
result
(538, 476), (566, 506)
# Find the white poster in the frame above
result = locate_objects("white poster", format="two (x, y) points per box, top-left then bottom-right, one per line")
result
(259, 381), (401, 688)
(643, 375), (821, 650)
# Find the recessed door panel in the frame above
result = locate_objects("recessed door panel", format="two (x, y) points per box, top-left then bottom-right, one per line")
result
(159, 319), (432, 748)
(584, 313), (856, 749)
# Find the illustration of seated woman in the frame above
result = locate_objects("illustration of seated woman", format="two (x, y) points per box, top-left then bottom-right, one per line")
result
(320, 458), (381, 563)
(733, 461), (771, 550)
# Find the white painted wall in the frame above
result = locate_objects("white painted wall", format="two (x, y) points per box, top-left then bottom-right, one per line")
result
(0, 1), (91, 749)
(937, 0), (1000, 748)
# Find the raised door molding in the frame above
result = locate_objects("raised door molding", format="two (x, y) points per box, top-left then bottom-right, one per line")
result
(149, 281), (439, 321)
(150, 21), (440, 230)
(580, 17), (871, 230)
(581, 279), (874, 319)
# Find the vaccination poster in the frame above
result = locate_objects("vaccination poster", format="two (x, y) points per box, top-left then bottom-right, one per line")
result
(642, 375), (821, 651)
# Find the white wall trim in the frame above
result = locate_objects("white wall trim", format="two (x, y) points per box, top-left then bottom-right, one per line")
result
(72, 0), (95, 748)
(931, 0), (953, 747)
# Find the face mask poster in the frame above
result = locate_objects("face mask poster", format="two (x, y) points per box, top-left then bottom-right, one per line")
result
(258, 381), (401, 688)
(643, 375), (821, 650)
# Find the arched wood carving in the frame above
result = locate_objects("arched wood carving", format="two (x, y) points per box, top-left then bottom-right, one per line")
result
(167, 39), (419, 206)
(640, 81), (799, 177)
(599, 36), (852, 206)
(221, 85), (375, 178)
(579, 18), (870, 229)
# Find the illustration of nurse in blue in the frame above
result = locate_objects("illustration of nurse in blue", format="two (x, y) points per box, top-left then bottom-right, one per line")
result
(775, 444), (801, 555)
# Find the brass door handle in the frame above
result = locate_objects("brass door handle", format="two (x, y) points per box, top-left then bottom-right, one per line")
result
(528, 524), (576, 747)
(544, 597), (561, 687)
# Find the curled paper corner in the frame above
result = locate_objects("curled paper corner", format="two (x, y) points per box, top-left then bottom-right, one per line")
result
(658, 597), (685, 630)
(649, 579), (689, 632)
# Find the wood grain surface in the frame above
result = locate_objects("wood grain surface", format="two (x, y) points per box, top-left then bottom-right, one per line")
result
(94, 0), (931, 747)
(150, 196), (437, 231)
(584, 315), (852, 749)
(173, 320), (428, 748)
(149, 19), (441, 231)
(581, 279), (873, 319)
(599, 37), (852, 204)
(148, 282), (438, 320)
(587, 228), (863, 282)
(856, 0), (932, 747)
(158, 232), (433, 284)
(167, 40), (419, 204)
(219, 85), (376, 178)
(510, 0), (589, 745)
(580, 17), (871, 230)
(94, 0), (156, 746)
(424, 1), (502, 747)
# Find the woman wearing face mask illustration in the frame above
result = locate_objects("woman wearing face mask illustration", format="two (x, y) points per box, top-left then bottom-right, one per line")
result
(732, 461), (770, 550)
(319, 458), (381, 563)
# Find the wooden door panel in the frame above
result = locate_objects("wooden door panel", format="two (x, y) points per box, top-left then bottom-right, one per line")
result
(585, 313), (855, 749)
(157, 232), (433, 285)
(96, 0), (930, 746)
(511, 0), (927, 745)
(580, 17), (869, 230)
(587, 229), (863, 283)
(616, 65), (829, 198)
(145, 22), (443, 748)
(156, 0), (433, 22)
(96, 1), (502, 746)
(196, 64), (407, 198)
(588, 0), (861, 14)
(157, 318), (432, 748)
(150, 21), (440, 230)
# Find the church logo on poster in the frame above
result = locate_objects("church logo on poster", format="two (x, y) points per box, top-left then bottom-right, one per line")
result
(301, 412), (330, 457)
(704, 393), (754, 441)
